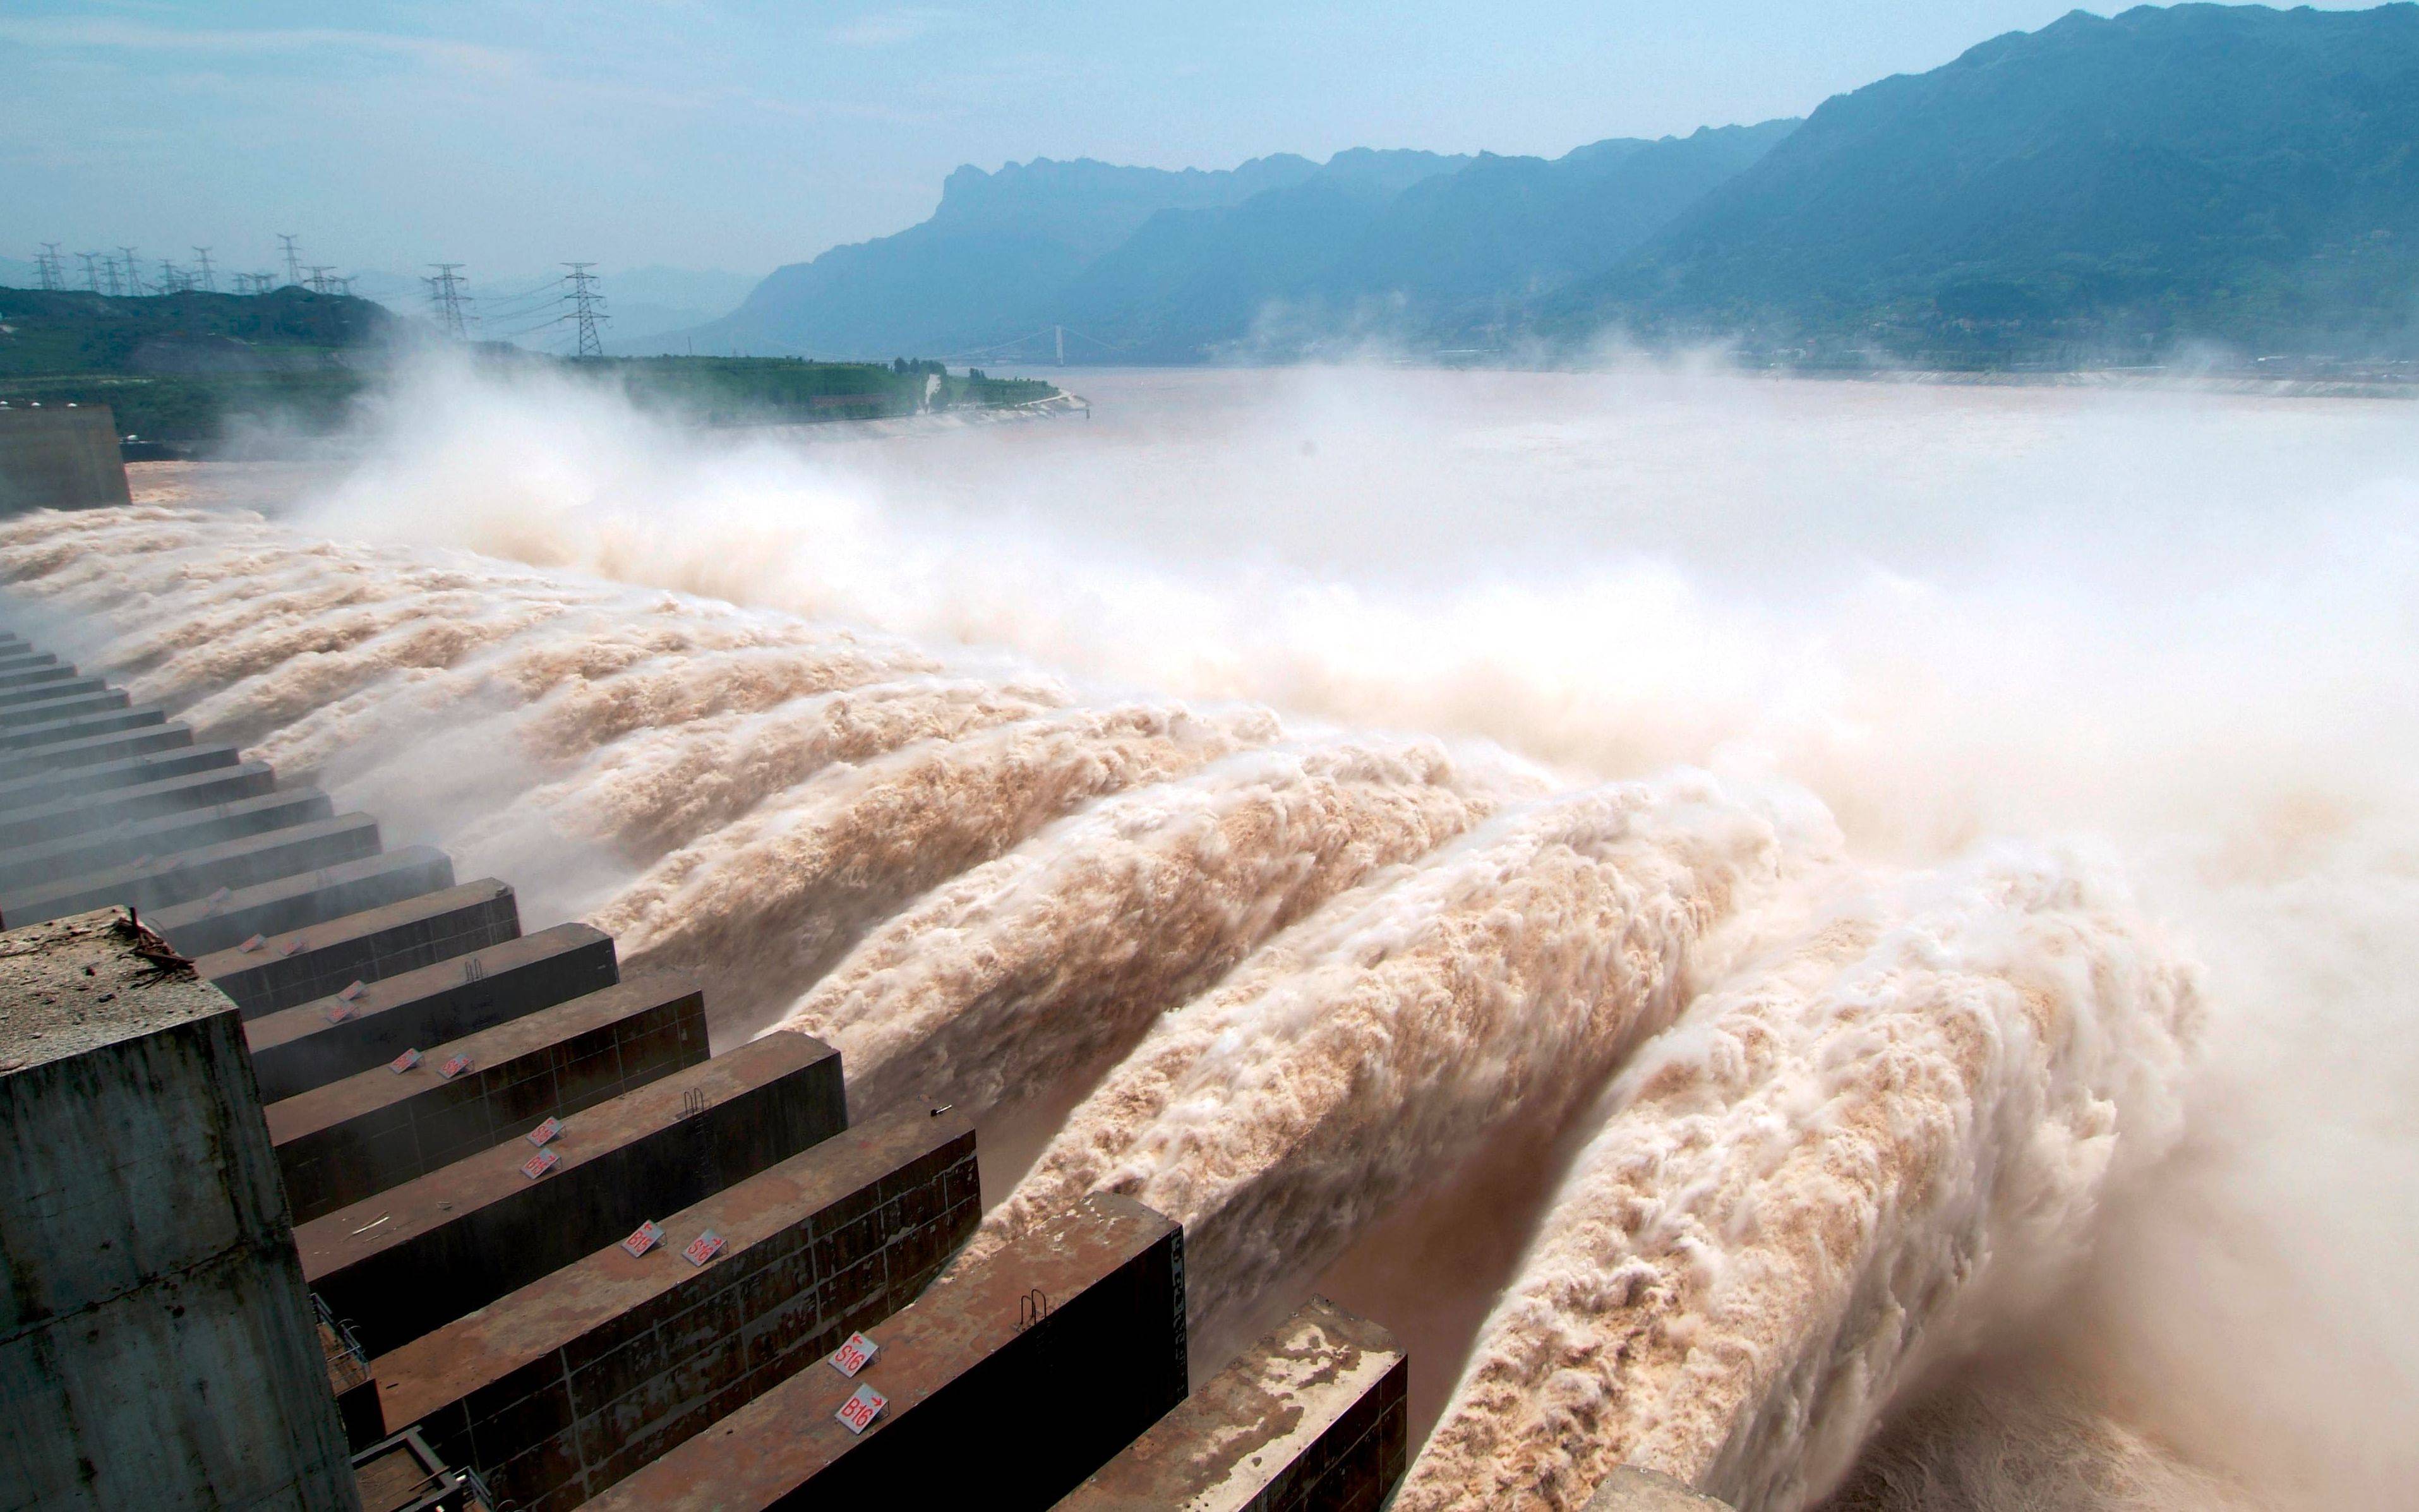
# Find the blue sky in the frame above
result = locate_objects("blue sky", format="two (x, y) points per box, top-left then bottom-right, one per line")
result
(1, 2), (2388, 284)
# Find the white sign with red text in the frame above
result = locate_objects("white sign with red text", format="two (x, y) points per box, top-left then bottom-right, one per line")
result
(829, 1331), (879, 1377)
(835, 1383), (887, 1436)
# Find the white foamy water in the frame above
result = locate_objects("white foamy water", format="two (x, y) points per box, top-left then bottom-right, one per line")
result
(7, 359), (2412, 1511)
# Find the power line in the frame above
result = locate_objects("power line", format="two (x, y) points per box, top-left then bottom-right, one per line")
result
(563, 263), (608, 357)
(191, 247), (216, 293)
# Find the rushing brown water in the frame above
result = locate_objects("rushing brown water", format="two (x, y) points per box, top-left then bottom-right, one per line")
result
(11, 361), (2413, 1510)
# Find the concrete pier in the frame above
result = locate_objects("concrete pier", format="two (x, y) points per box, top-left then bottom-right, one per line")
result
(0, 740), (241, 814)
(0, 760), (275, 849)
(0, 649), (59, 675)
(0, 910), (359, 1511)
(0, 786), (334, 895)
(0, 810), (382, 927)
(0, 685), (129, 726)
(1055, 1297), (1408, 1512)
(298, 1033), (848, 1355)
(583, 1192), (1189, 1511)
(376, 1104), (978, 1512)
(0, 717), (195, 778)
(245, 923), (619, 1102)
(267, 973), (709, 1222)
(195, 879), (521, 1019)
(151, 846), (459, 958)
(0, 671), (99, 706)
(0, 700), (167, 752)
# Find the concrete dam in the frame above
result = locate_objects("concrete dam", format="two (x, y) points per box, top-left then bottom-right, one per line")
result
(0, 609), (1413, 1511)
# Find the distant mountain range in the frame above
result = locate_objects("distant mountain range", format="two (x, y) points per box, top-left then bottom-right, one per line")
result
(665, 3), (2419, 366)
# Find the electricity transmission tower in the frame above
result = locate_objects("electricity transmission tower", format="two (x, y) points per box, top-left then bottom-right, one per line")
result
(118, 249), (145, 295)
(157, 260), (184, 294)
(424, 263), (470, 338)
(78, 252), (101, 292)
(191, 247), (216, 292)
(279, 234), (303, 287)
(304, 265), (335, 294)
(563, 263), (608, 357)
(35, 244), (64, 291)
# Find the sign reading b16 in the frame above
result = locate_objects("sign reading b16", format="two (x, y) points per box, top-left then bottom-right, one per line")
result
(834, 1383), (887, 1436)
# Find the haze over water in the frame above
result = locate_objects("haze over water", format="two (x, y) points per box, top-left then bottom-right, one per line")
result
(16, 362), (2416, 1509)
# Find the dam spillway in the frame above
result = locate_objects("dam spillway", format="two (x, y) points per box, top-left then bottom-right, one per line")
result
(0, 618), (1415, 1512)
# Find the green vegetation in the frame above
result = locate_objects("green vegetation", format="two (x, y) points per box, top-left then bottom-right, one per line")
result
(608, 355), (1055, 424)
(0, 285), (1059, 445)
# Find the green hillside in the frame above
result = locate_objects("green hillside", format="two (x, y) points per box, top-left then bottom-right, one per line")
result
(1575, 3), (2419, 361)
(0, 287), (1055, 444)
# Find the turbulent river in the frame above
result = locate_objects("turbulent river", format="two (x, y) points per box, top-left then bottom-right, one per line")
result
(8, 362), (2414, 1510)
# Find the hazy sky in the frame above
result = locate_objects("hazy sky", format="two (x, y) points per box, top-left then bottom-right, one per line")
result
(1, 1), (2389, 283)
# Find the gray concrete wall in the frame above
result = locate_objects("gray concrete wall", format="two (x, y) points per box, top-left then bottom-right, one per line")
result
(0, 407), (132, 513)
(0, 910), (358, 1512)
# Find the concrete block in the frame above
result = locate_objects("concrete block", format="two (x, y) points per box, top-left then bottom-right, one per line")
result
(246, 923), (618, 1103)
(0, 717), (195, 779)
(0, 786), (333, 895)
(298, 1032), (847, 1357)
(0, 740), (239, 814)
(0, 811), (381, 927)
(378, 1103), (979, 1512)
(268, 973), (706, 1222)
(0, 661), (78, 693)
(0, 759), (278, 851)
(0, 700), (166, 752)
(1583, 1469), (1737, 1511)
(0, 649), (59, 674)
(0, 685), (128, 728)
(1055, 1297), (1407, 1512)
(0, 909), (357, 1511)
(582, 1192), (1189, 1512)
(196, 879), (520, 1019)
(150, 845), (456, 958)
(0, 671), (99, 707)
(0, 404), (131, 512)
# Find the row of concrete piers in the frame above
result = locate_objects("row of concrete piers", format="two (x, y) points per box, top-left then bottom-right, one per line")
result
(0, 620), (1410, 1511)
